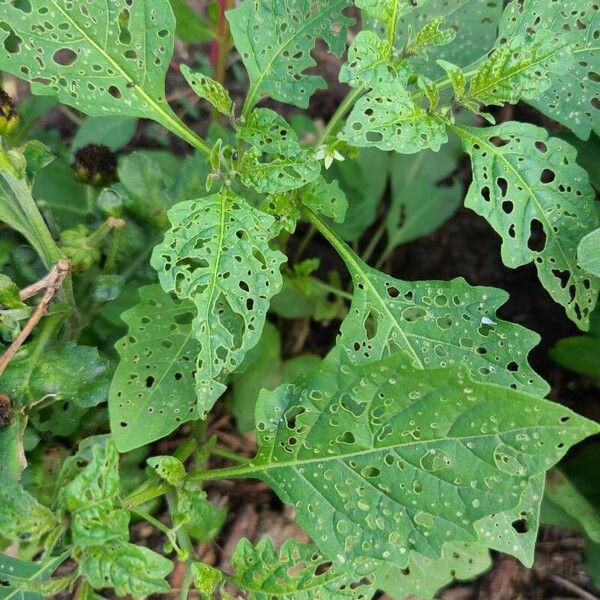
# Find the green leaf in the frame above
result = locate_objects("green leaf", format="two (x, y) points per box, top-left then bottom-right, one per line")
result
(305, 213), (549, 395)
(77, 543), (172, 597)
(72, 116), (138, 152)
(238, 109), (301, 157)
(0, 485), (60, 542)
(374, 542), (491, 599)
(151, 189), (286, 416)
(453, 121), (600, 330)
(239, 149), (321, 194)
(169, 0), (214, 43)
(109, 285), (200, 452)
(59, 439), (129, 547)
(248, 351), (597, 573)
(545, 469), (600, 543)
(396, 0), (504, 79)
(384, 136), (462, 251)
(228, 0), (355, 110)
(0, 417), (26, 487)
(229, 538), (376, 599)
(340, 82), (448, 154)
(475, 474), (544, 567)
(147, 455), (186, 487)
(356, 0), (417, 38)
(578, 229), (600, 277)
(181, 65), (234, 117)
(300, 177), (348, 224)
(499, 0), (600, 140)
(0, 0), (190, 140)
(437, 60), (466, 100)
(465, 35), (570, 108)
(173, 488), (227, 543)
(406, 16), (456, 58)
(0, 554), (69, 600)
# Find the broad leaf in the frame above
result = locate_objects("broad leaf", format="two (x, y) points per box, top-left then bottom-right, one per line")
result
(59, 440), (129, 547)
(0, 554), (68, 600)
(151, 189), (286, 416)
(306, 215), (549, 394)
(340, 81), (448, 153)
(247, 352), (597, 572)
(466, 35), (570, 107)
(579, 229), (600, 277)
(169, 0), (214, 43)
(0, 0), (189, 138)
(228, 538), (376, 599)
(228, 0), (354, 110)
(406, 16), (456, 58)
(76, 543), (172, 597)
(181, 65), (234, 117)
(453, 121), (600, 330)
(300, 177), (348, 224)
(72, 116), (138, 152)
(109, 286), (200, 452)
(238, 109), (301, 156)
(499, 0), (600, 140)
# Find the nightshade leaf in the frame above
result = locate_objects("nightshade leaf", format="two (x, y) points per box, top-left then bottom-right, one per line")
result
(308, 215), (549, 394)
(227, 0), (355, 110)
(300, 177), (348, 224)
(239, 149), (321, 194)
(151, 189), (286, 416)
(578, 229), (600, 278)
(340, 82), (448, 154)
(249, 352), (597, 572)
(228, 538), (376, 599)
(437, 60), (466, 99)
(147, 455), (187, 487)
(238, 109), (301, 157)
(407, 16), (456, 58)
(453, 121), (600, 330)
(0, 554), (67, 600)
(0, 0), (189, 139)
(499, 0), (600, 140)
(181, 65), (234, 117)
(465, 35), (570, 107)
(109, 286), (200, 452)
(76, 543), (172, 597)
(475, 474), (544, 567)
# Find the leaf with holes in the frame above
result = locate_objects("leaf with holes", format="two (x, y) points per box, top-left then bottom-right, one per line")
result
(227, 538), (376, 599)
(475, 474), (544, 567)
(300, 177), (348, 224)
(150, 189), (286, 417)
(499, 0), (600, 140)
(396, 0), (504, 79)
(244, 351), (597, 574)
(465, 35), (571, 108)
(238, 109), (302, 157)
(227, 0), (355, 110)
(302, 211), (549, 395)
(339, 31), (396, 88)
(0, 0), (194, 142)
(453, 121), (600, 330)
(340, 81), (448, 154)
(181, 65), (234, 117)
(239, 148), (321, 194)
(406, 16), (456, 59)
(109, 286), (201, 452)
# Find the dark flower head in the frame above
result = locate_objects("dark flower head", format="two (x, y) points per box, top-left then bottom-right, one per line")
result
(0, 89), (20, 135)
(72, 143), (117, 187)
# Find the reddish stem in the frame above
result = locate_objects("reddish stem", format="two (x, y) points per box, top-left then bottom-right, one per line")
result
(210, 0), (228, 68)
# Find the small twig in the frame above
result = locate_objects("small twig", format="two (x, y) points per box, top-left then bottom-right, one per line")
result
(0, 260), (71, 378)
(550, 575), (600, 600)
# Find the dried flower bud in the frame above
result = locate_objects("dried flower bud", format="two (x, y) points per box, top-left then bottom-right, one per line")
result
(0, 393), (12, 427)
(0, 89), (20, 136)
(72, 144), (117, 187)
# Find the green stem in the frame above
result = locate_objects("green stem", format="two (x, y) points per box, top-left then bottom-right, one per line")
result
(312, 278), (354, 301)
(210, 446), (250, 463)
(293, 225), (317, 263)
(361, 217), (388, 265)
(131, 506), (184, 556)
(317, 87), (365, 145)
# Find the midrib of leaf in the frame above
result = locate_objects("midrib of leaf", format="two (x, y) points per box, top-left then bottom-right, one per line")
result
(387, 0), (402, 46)
(448, 121), (576, 276)
(233, 568), (349, 595)
(241, 0), (349, 115)
(298, 204), (424, 367)
(48, 0), (210, 156)
(190, 422), (576, 482)
(468, 43), (567, 101)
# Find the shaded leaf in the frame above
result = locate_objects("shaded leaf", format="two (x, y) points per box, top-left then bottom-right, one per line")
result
(169, 0), (214, 43)
(72, 117), (138, 152)
(454, 121), (600, 330)
(109, 285), (200, 452)
(0, 554), (69, 600)
(578, 228), (600, 277)
(228, 0), (354, 109)
(151, 189), (286, 416)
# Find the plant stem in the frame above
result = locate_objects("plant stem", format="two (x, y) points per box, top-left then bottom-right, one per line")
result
(312, 278), (354, 301)
(210, 446), (250, 463)
(361, 217), (388, 265)
(317, 87), (365, 145)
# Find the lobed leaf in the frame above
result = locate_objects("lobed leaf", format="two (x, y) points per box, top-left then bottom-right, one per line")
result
(340, 81), (448, 154)
(407, 16), (456, 58)
(499, 0), (600, 140)
(228, 0), (355, 110)
(249, 352), (597, 573)
(454, 121), (600, 329)
(109, 286), (200, 452)
(181, 65), (234, 117)
(238, 109), (301, 157)
(339, 31), (397, 88)
(0, 0), (185, 135)
(150, 189), (286, 416)
(300, 177), (348, 224)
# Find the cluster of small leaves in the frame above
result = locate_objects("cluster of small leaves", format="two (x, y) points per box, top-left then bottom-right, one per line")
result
(0, 0), (599, 598)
